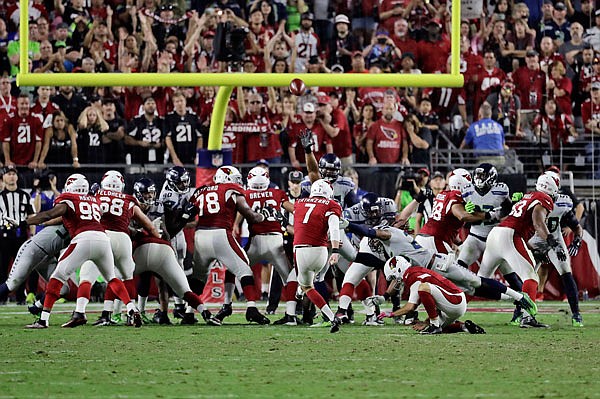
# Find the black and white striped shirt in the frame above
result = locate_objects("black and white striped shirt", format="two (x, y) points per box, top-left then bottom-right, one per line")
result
(0, 188), (34, 238)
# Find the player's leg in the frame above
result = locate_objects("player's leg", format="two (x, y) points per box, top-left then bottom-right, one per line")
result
(215, 230), (269, 324)
(61, 260), (101, 327)
(0, 240), (50, 302)
(336, 262), (372, 322)
(108, 231), (137, 306)
(170, 232), (187, 318)
(265, 236), (299, 325)
(426, 284), (467, 331)
(548, 235), (582, 326)
(477, 228), (506, 278)
(456, 234), (486, 269)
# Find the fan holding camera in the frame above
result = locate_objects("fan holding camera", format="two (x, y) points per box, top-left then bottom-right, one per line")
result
(363, 29), (402, 71)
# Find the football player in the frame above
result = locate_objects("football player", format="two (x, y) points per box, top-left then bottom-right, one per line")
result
(478, 174), (559, 328)
(189, 166), (271, 325)
(528, 171), (584, 327)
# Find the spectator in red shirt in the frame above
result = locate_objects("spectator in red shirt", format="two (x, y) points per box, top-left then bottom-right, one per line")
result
(474, 50), (506, 117)
(366, 101), (409, 165)
(238, 91), (282, 163)
(316, 93), (352, 165)
(581, 81), (600, 134)
(2, 94), (42, 169)
(533, 98), (577, 152)
(514, 50), (545, 135)
(547, 60), (573, 117)
(390, 18), (418, 61)
(288, 102), (333, 168)
(353, 103), (377, 163)
(418, 19), (451, 73)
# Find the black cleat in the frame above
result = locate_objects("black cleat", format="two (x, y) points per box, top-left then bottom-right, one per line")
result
(420, 324), (443, 334)
(201, 310), (222, 326)
(347, 304), (355, 324)
(61, 311), (87, 328)
(128, 309), (143, 328)
(180, 312), (198, 325)
(173, 304), (186, 319)
(152, 310), (172, 325)
(330, 317), (341, 333)
(520, 316), (550, 328)
(26, 319), (48, 329)
(464, 320), (486, 334)
(273, 314), (298, 325)
(215, 303), (233, 321)
(246, 307), (270, 325)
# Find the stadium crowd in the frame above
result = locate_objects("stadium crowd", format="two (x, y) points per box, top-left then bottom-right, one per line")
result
(0, 0), (599, 175)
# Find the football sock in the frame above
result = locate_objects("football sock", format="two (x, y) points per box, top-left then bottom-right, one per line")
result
(285, 300), (296, 316)
(123, 279), (137, 305)
(113, 299), (123, 315)
(339, 283), (354, 310)
(224, 283), (235, 304)
(522, 279), (538, 302)
(75, 281), (92, 313)
(261, 283), (269, 294)
(103, 300), (113, 312)
(137, 296), (147, 313)
(240, 275), (259, 301)
(137, 272), (152, 297)
(108, 278), (131, 305)
(473, 277), (503, 300)
(560, 272), (580, 315)
(183, 291), (202, 310)
(391, 293), (401, 310)
(355, 280), (371, 301)
(126, 301), (136, 313)
(306, 288), (334, 321)
(503, 272), (523, 291)
(75, 297), (89, 314)
(43, 278), (63, 312)
(174, 297), (184, 306)
(361, 299), (375, 317)
(418, 289), (438, 320)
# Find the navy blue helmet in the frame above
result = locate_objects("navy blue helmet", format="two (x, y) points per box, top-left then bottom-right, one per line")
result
(318, 153), (341, 182)
(472, 163), (497, 194)
(133, 177), (157, 206)
(360, 192), (382, 221)
(166, 166), (191, 194)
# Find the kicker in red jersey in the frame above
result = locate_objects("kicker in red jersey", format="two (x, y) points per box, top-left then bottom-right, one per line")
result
(499, 191), (554, 240)
(191, 182), (245, 229)
(419, 190), (464, 246)
(246, 188), (289, 236)
(55, 193), (105, 238)
(95, 190), (138, 234)
(293, 197), (342, 247)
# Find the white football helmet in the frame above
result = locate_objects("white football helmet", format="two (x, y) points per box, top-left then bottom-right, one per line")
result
(101, 170), (125, 193)
(447, 174), (471, 193)
(310, 179), (334, 199)
(383, 256), (412, 281)
(536, 174), (559, 199)
(64, 173), (89, 194)
(544, 171), (561, 188)
(247, 167), (270, 191)
(213, 166), (243, 185)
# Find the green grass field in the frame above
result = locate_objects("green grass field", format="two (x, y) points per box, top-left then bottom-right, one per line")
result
(1, 301), (600, 399)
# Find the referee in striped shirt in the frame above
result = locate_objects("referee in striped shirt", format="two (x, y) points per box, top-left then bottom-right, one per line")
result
(0, 165), (35, 304)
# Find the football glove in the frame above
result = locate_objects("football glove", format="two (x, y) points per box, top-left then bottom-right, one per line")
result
(299, 129), (314, 154)
(180, 200), (199, 221)
(546, 235), (560, 250)
(415, 187), (433, 204)
(89, 182), (101, 195)
(568, 236), (582, 257)
(511, 192), (524, 202)
(556, 248), (567, 262)
(465, 200), (476, 214)
(339, 218), (349, 230)
(260, 206), (284, 223)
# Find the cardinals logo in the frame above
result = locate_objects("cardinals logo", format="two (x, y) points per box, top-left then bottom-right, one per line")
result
(380, 126), (398, 140)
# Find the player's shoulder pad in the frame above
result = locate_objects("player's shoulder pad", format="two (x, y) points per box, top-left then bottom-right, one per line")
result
(491, 182), (509, 196)
(555, 193), (573, 208)
(335, 176), (355, 188)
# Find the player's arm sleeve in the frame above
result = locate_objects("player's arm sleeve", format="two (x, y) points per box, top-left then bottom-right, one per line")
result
(561, 210), (580, 231)
(344, 189), (359, 207)
(328, 214), (340, 242)
(353, 252), (386, 270)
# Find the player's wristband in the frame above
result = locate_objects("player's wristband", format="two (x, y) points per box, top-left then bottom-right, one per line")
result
(332, 248), (340, 254)
(304, 145), (312, 154)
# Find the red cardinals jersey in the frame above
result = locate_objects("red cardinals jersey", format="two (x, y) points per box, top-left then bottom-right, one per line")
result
(419, 190), (464, 246)
(132, 230), (171, 250)
(191, 183), (245, 230)
(30, 100), (60, 128)
(403, 266), (463, 298)
(288, 122), (331, 163)
(366, 119), (406, 163)
(513, 66), (545, 110)
(2, 114), (43, 165)
(96, 190), (138, 234)
(293, 197), (342, 247)
(246, 188), (289, 236)
(581, 98), (600, 133)
(422, 87), (466, 124)
(55, 193), (105, 238)
(499, 191), (554, 240)
(242, 111), (282, 162)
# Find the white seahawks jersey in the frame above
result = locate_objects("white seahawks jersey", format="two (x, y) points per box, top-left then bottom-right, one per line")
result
(301, 176), (356, 209)
(344, 197), (396, 246)
(32, 225), (71, 255)
(359, 226), (434, 267)
(462, 182), (509, 237)
(546, 194), (573, 237)
(158, 182), (193, 213)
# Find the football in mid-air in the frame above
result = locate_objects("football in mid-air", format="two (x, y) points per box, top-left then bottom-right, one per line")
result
(289, 78), (306, 96)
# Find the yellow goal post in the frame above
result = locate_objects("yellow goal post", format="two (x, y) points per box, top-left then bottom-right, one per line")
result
(17, 0), (463, 151)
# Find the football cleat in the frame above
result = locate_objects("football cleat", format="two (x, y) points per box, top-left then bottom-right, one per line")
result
(301, 315), (314, 326)
(516, 293), (538, 317)
(93, 316), (117, 327)
(172, 304), (186, 319)
(363, 314), (385, 326)
(28, 304), (43, 316)
(128, 309), (143, 328)
(364, 295), (386, 307)
(61, 311), (87, 328)
(152, 310), (172, 325)
(404, 310), (419, 325)
(335, 312), (350, 324)
(309, 320), (332, 328)
(464, 320), (486, 334)
(246, 307), (270, 325)
(215, 303), (233, 321)
(273, 314), (298, 326)
(347, 304), (355, 324)
(508, 307), (522, 326)
(330, 317), (341, 333)
(201, 309), (222, 326)
(140, 311), (152, 325)
(180, 312), (198, 325)
(572, 313), (584, 327)
(25, 319), (48, 329)
(26, 292), (36, 304)
(419, 324), (443, 334)
(111, 313), (124, 325)
(519, 316), (550, 328)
